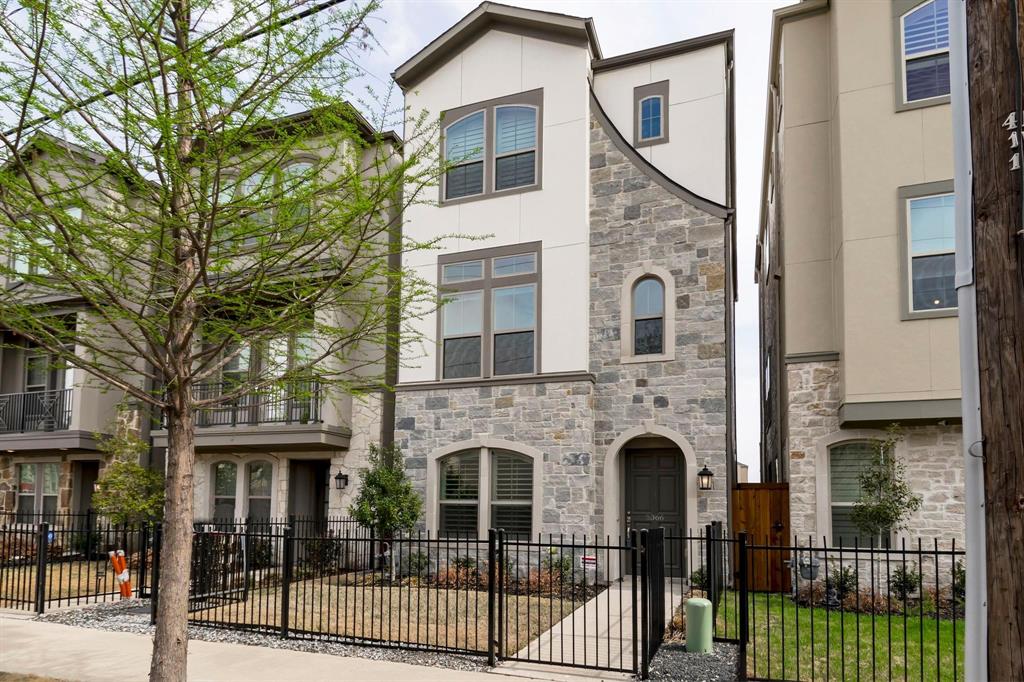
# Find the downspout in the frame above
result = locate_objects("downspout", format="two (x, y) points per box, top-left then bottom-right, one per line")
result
(949, 2), (986, 680)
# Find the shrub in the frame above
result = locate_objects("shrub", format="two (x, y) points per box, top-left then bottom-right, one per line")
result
(302, 537), (341, 573)
(827, 566), (857, 600)
(248, 538), (274, 569)
(690, 566), (708, 591)
(543, 549), (574, 583)
(889, 563), (920, 600)
(92, 457), (164, 525)
(952, 559), (966, 604)
(398, 551), (430, 577)
(349, 443), (421, 540)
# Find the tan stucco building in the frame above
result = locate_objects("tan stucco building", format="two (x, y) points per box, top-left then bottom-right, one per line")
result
(756, 0), (963, 546)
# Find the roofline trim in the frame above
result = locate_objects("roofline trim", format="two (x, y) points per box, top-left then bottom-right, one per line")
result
(392, 1), (601, 90)
(589, 88), (731, 220)
(591, 29), (734, 73)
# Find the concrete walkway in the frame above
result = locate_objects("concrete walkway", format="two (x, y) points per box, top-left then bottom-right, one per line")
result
(0, 614), (491, 682)
(510, 579), (684, 674)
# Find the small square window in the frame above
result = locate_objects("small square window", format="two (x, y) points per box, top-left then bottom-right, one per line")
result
(442, 260), (483, 283)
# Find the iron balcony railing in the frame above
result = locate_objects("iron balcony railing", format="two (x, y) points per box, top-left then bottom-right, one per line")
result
(163, 380), (323, 428)
(0, 388), (73, 434)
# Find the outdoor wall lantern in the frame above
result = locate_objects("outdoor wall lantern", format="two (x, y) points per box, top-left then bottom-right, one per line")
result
(697, 461), (714, 491)
(334, 471), (349, 490)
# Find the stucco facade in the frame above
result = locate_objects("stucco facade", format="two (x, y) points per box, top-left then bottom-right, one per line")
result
(757, 0), (963, 545)
(393, 4), (736, 541)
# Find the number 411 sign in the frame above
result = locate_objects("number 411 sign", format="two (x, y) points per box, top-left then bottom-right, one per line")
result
(1005, 111), (1024, 171)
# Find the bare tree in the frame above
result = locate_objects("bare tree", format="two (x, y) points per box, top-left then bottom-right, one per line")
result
(0, 1), (441, 679)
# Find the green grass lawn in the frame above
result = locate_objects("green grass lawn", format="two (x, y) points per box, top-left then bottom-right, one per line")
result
(715, 592), (964, 681)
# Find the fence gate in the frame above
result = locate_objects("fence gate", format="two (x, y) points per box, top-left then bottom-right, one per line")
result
(732, 483), (790, 592)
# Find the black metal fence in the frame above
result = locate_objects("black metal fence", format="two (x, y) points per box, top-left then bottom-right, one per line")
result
(0, 388), (73, 434)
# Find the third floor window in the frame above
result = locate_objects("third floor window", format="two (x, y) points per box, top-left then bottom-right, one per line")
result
(900, 0), (950, 104)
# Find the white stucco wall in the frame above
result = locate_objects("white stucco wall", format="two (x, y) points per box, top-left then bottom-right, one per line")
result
(592, 43), (728, 205)
(400, 30), (592, 383)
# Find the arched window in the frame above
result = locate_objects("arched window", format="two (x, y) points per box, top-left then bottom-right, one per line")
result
(632, 277), (665, 355)
(436, 445), (536, 538)
(900, 0), (950, 104)
(638, 95), (664, 142)
(828, 441), (887, 546)
(494, 105), (537, 191)
(213, 461), (238, 520)
(280, 161), (314, 228)
(444, 111), (485, 199)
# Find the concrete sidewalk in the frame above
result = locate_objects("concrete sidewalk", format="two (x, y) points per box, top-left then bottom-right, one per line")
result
(0, 614), (492, 682)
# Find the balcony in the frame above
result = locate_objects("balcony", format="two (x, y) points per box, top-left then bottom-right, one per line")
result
(152, 380), (349, 452)
(0, 388), (73, 434)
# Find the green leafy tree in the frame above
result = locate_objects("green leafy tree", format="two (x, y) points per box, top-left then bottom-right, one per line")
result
(92, 459), (165, 526)
(0, 1), (443, 678)
(349, 442), (422, 539)
(851, 425), (923, 541)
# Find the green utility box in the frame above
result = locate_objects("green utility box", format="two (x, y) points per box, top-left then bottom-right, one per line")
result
(685, 597), (713, 653)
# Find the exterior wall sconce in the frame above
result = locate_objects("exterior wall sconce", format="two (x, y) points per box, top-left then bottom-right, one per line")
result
(334, 471), (349, 490)
(697, 461), (714, 491)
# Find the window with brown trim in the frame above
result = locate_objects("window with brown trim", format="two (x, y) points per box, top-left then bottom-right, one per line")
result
(438, 243), (540, 380)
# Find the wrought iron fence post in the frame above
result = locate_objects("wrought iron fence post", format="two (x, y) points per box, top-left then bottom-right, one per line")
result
(737, 531), (749, 681)
(150, 522), (162, 625)
(34, 522), (48, 614)
(281, 522), (294, 638)
(487, 528), (497, 667)
(640, 528), (651, 680)
(630, 529), (640, 676)
(138, 520), (150, 598)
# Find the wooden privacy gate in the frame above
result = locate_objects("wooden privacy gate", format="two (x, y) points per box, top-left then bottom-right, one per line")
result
(732, 483), (790, 592)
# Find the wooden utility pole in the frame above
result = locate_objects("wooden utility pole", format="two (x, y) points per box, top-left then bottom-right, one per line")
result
(965, 0), (1024, 678)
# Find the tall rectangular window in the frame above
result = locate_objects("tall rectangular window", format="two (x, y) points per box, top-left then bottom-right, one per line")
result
(16, 462), (59, 522)
(494, 106), (537, 191)
(439, 451), (479, 537)
(908, 192), (955, 312)
(829, 442), (887, 547)
(444, 111), (485, 200)
(900, 0), (950, 104)
(639, 96), (663, 141)
(439, 244), (540, 381)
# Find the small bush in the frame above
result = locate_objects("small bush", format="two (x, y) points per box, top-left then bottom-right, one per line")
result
(543, 549), (574, 583)
(952, 559), (966, 604)
(889, 563), (920, 600)
(249, 538), (274, 569)
(399, 551), (430, 577)
(827, 566), (857, 600)
(302, 537), (341, 572)
(690, 566), (708, 591)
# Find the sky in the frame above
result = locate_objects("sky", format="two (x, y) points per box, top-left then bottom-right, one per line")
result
(350, 0), (795, 481)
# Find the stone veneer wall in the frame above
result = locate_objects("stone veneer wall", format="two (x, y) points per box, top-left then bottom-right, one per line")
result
(588, 113), (730, 532)
(786, 359), (965, 545)
(394, 380), (597, 536)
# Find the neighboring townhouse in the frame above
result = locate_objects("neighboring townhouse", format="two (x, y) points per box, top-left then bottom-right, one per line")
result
(392, 2), (738, 549)
(0, 136), (148, 520)
(1, 113), (401, 527)
(756, 0), (963, 546)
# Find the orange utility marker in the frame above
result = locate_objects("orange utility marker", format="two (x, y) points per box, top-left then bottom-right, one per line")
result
(108, 549), (132, 598)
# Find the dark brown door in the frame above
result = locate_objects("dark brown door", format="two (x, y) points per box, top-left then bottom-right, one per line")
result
(732, 483), (791, 592)
(625, 449), (685, 575)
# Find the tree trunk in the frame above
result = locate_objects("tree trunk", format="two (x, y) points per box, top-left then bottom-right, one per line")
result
(149, 404), (196, 682)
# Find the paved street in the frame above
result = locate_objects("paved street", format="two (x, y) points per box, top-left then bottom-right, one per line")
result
(0, 613), (628, 682)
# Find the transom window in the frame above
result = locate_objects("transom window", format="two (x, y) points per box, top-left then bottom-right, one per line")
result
(16, 462), (59, 522)
(900, 0), (950, 104)
(829, 441), (889, 547)
(632, 277), (665, 356)
(439, 245), (539, 380)
(438, 448), (534, 538)
(639, 96), (663, 142)
(907, 192), (955, 312)
(440, 90), (543, 204)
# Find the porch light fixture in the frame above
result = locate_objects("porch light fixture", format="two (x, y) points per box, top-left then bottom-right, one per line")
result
(697, 461), (714, 491)
(334, 471), (349, 490)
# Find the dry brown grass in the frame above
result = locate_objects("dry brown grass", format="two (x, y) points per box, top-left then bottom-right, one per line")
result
(190, 576), (578, 653)
(0, 560), (130, 604)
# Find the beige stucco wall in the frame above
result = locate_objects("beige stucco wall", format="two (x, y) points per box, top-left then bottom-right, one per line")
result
(778, 1), (959, 405)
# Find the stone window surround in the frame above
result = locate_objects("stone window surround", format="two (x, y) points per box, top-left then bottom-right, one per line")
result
(897, 179), (956, 321)
(439, 89), (544, 206)
(206, 454), (279, 520)
(813, 429), (900, 546)
(633, 80), (670, 148)
(435, 241), (542, 381)
(424, 438), (544, 539)
(620, 263), (676, 364)
(892, 0), (951, 113)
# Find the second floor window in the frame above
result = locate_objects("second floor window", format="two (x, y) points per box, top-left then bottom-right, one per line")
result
(900, 0), (950, 104)
(444, 112), (485, 199)
(10, 206), (81, 277)
(907, 192), (955, 312)
(494, 106), (537, 191)
(439, 245), (539, 380)
(632, 277), (665, 355)
(638, 96), (663, 142)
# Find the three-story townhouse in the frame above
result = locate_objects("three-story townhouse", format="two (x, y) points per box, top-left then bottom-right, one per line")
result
(391, 2), (738, 564)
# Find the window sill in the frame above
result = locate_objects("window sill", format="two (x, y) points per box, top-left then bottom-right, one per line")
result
(900, 306), (958, 321)
(894, 93), (950, 113)
(439, 181), (542, 207)
(635, 136), (668, 149)
(620, 351), (675, 364)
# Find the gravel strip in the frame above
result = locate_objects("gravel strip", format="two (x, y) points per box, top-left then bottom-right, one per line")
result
(647, 642), (739, 681)
(36, 600), (487, 673)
